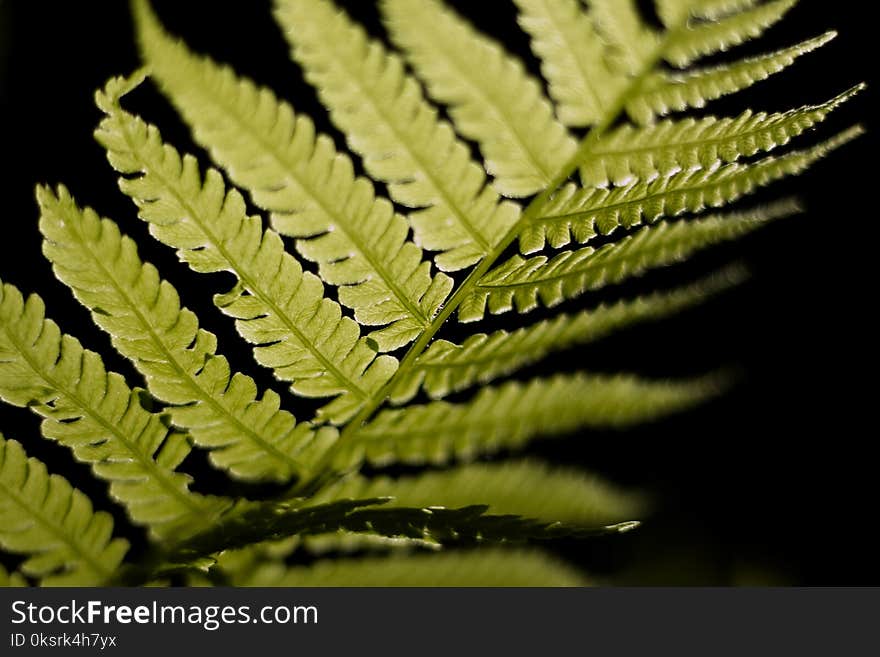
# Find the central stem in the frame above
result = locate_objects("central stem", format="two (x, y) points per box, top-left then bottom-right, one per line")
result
(293, 15), (689, 496)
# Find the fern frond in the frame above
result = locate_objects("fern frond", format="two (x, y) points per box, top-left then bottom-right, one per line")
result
(334, 374), (713, 469)
(0, 564), (28, 587)
(95, 76), (397, 425)
(392, 270), (740, 403)
(512, 0), (621, 126)
(520, 129), (855, 255)
(663, 0), (798, 68)
(273, 0), (520, 273)
(627, 32), (836, 124)
(236, 549), (588, 586)
(0, 281), (228, 536)
(381, 0), (577, 197)
(130, 15), (451, 348)
(582, 86), (862, 188)
(316, 461), (643, 528)
(38, 185), (331, 483)
(0, 434), (129, 585)
(466, 203), (795, 321)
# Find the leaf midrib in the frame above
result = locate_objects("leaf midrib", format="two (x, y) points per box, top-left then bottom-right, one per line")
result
(300, 12), (691, 490)
(534, 161), (760, 225)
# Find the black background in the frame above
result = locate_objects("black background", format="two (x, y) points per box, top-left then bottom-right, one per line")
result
(0, 1), (875, 585)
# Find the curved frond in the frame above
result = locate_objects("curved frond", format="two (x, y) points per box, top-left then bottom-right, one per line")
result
(0, 434), (128, 586)
(513, 0), (621, 126)
(274, 0), (519, 273)
(583, 86), (862, 188)
(520, 130), (856, 254)
(627, 32), (837, 124)
(466, 203), (795, 321)
(392, 270), (740, 403)
(381, 0), (576, 197)
(131, 12), (451, 348)
(236, 549), (588, 586)
(334, 374), (714, 469)
(38, 185), (332, 483)
(0, 281), (227, 536)
(663, 0), (798, 68)
(316, 461), (644, 528)
(95, 75), (397, 425)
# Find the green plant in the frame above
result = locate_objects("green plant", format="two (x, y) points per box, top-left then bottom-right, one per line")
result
(0, 0), (862, 586)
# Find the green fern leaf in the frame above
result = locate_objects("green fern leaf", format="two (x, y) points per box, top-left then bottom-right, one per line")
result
(129, 18), (456, 342)
(273, 0), (520, 273)
(236, 549), (588, 586)
(334, 374), (713, 469)
(663, 0), (798, 68)
(582, 86), (862, 188)
(0, 281), (228, 536)
(315, 461), (644, 528)
(512, 0), (621, 126)
(392, 270), (740, 404)
(381, 0), (577, 197)
(627, 32), (836, 124)
(0, 434), (128, 585)
(466, 203), (795, 321)
(95, 76), (397, 425)
(0, 0), (864, 587)
(520, 130), (855, 255)
(38, 185), (331, 483)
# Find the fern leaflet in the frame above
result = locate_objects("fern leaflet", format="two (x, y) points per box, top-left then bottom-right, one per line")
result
(333, 374), (713, 469)
(392, 270), (741, 403)
(581, 86), (862, 188)
(513, 0), (623, 127)
(381, 0), (577, 198)
(0, 281), (228, 536)
(627, 32), (837, 124)
(520, 131), (855, 255)
(663, 0), (797, 68)
(38, 185), (331, 482)
(465, 203), (796, 321)
(95, 74), (397, 425)
(131, 7), (456, 343)
(0, 434), (129, 585)
(274, 0), (521, 272)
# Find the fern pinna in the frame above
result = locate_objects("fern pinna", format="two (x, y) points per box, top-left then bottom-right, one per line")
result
(0, 0), (863, 586)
